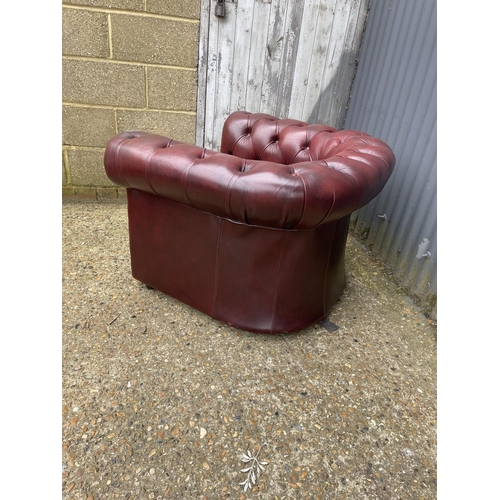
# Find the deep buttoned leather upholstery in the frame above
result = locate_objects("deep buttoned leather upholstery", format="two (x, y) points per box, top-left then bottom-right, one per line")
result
(104, 111), (395, 333)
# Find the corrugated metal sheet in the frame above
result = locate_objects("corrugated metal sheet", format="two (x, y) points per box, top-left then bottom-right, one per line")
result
(343, 0), (437, 317)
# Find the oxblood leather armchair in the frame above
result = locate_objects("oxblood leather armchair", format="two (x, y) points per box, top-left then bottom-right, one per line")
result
(104, 111), (395, 334)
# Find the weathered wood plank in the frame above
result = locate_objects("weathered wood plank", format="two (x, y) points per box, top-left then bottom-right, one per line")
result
(197, 0), (369, 147)
(288, 0), (320, 120)
(244, 0), (273, 112)
(303, 0), (337, 124)
(203, 1), (223, 149)
(260, 0), (287, 115)
(275, 0), (305, 119)
(210, 2), (238, 149)
(196, 0), (211, 146)
(229, 0), (255, 113)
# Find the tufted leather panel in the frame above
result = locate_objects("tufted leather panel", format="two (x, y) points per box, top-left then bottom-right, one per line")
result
(105, 112), (395, 230)
(103, 111), (396, 333)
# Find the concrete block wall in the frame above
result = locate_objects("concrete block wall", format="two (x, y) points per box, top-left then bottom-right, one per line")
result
(62, 1), (200, 199)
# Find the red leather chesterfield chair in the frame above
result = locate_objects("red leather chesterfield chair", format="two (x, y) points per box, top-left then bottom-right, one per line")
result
(104, 111), (395, 334)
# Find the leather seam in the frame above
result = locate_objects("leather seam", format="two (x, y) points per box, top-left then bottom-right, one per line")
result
(135, 137), (174, 197)
(312, 188), (336, 229)
(232, 133), (247, 155)
(290, 128), (330, 163)
(323, 222), (337, 315)
(211, 218), (223, 317)
(224, 171), (240, 219)
(270, 231), (288, 333)
(114, 138), (132, 188)
(247, 114), (257, 159)
(180, 157), (197, 208)
(260, 141), (283, 163)
(144, 147), (166, 197)
(294, 174), (308, 229)
(306, 159), (339, 229)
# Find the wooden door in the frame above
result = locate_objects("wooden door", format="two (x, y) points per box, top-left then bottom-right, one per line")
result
(197, 0), (369, 150)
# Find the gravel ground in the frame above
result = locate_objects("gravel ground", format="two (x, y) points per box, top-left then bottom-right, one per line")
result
(62, 198), (437, 500)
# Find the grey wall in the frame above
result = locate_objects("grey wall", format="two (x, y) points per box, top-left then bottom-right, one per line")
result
(343, 0), (437, 318)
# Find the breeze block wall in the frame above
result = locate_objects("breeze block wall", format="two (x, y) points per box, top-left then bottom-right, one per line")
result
(62, 1), (200, 199)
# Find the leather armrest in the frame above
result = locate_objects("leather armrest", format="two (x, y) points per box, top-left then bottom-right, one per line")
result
(104, 126), (395, 230)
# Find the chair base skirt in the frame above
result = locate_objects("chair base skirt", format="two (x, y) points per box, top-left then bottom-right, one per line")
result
(126, 189), (350, 334)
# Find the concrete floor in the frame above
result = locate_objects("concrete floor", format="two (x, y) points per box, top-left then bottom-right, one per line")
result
(62, 198), (437, 500)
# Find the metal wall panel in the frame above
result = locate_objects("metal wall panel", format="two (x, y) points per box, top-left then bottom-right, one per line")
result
(343, 0), (437, 317)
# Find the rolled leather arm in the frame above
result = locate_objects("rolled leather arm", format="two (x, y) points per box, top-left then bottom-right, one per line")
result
(220, 111), (396, 226)
(104, 127), (395, 230)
